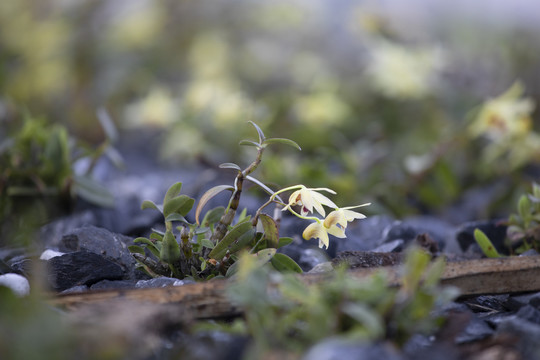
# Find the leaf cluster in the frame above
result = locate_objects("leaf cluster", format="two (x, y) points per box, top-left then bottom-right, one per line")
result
(130, 122), (303, 280)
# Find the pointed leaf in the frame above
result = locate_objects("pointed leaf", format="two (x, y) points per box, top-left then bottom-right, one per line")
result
(133, 237), (160, 258)
(163, 195), (194, 218)
(195, 185), (234, 225)
(239, 139), (261, 148)
(255, 248), (276, 263)
(96, 107), (118, 142)
(165, 213), (187, 223)
(202, 206), (225, 227)
(160, 230), (181, 264)
(248, 121), (266, 143)
(200, 238), (215, 249)
(263, 137), (302, 151)
(105, 146), (125, 169)
(128, 245), (146, 255)
(423, 257), (446, 287)
(227, 228), (256, 255)
(219, 163), (242, 171)
(473, 228), (502, 258)
(278, 237), (294, 248)
(270, 253), (303, 273)
(209, 221), (254, 259)
(141, 200), (160, 212)
(259, 213), (279, 248)
(245, 176), (283, 202)
(72, 175), (115, 208)
(164, 182), (183, 203)
(518, 195), (531, 218)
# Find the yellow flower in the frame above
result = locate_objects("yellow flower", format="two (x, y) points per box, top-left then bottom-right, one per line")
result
(282, 186), (337, 217)
(303, 220), (346, 249)
(323, 205), (370, 230)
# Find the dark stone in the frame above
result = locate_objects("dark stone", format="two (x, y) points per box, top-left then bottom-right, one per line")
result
(454, 318), (494, 344)
(380, 216), (455, 251)
(454, 220), (507, 254)
(496, 316), (540, 358)
(465, 295), (513, 313)
(297, 248), (329, 271)
(90, 279), (138, 290)
(47, 251), (124, 291)
(59, 226), (140, 279)
(60, 285), (89, 294)
(302, 338), (404, 360)
(527, 292), (540, 309)
(515, 305), (540, 324)
(334, 215), (395, 253)
(7, 256), (32, 276)
(332, 251), (402, 269)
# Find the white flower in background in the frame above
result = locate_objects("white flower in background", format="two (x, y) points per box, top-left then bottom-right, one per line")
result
(366, 40), (445, 100)
(123, 86), (179, 128)
(469, 81), (535, 141)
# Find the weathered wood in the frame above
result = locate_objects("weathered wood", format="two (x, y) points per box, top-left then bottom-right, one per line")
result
(51, 256), (540, 319)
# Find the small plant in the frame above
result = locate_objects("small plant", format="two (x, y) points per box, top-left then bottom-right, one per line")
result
(201, 246), (458, 357)
(130, 122), (370, 280)
(474, 182), (540, 257)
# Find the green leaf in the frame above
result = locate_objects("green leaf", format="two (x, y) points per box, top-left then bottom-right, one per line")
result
(423, 257), (446, 287)
(200, 258), (207, 271)
(128, 245), (146, 255)
(202, 206), (226, 227)
(227, 228), (256, 255)
(239, 140), (261, 148)
(219, 163), (242, 171)
(160, 230), (181, 264)
(473, 228), (502, 258)
(248, 121), (266, 143)
(141, 200), (160, 212)
(200, 238), (215, 249)
(133, 237), (160, 258)
(518, 195), (531, 219)
(164, 182), (183, 203)
(196, 185), (234, 225)
(245, 176), (283, 202)
(263, 137), (302, 151)
(237, 208), (248, 223)
(163, 195), (194, 218)
(402, 248), (430, 293)
(533, 182), (540, 199)
(278, 237), (294, 248)
(209, 221), (254, 259)
(105, 146), (125, 169)
(270, 253), (303, 273)
(72, 175), (115, 208)
(226, 248), (276, 277)
(96, 107), (118, 142)
(165, 213), (187, 223)
(259, 213), (279, 248)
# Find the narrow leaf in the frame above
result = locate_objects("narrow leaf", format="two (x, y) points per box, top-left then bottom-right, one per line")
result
(141, 200), (160, 212)
(163, 195), (194, 218)
(96, 107), (118, 142)
(202, 207), (225, 227)
(160, 230), (181, 264)
(278, 237), (294, 248)
(128, 245), (146, 255)
(72, 175), (115, 208)
(200, 238), (215, 249)
(263, 137), (302, 151)
(248, 121), (266, 143)
(133, 237), (160, 258)
(239, 140), (261, 148)
(219, 163), (242, 171)
(474, 228), (502, 258)
(227, 228), (256, 255)
(209, 221), (254, 259)
(270, 253), (303, 273)
(245, 176), (283, 202)
(164, 182), (183, 203)
(195, 185), (234, 225)
(165, 213), (187, 223)
(259, 213), (279, 248)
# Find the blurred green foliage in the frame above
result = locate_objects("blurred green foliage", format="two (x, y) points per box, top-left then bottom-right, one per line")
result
(1, 0), (540, 220)
(203, 246), (458, 357)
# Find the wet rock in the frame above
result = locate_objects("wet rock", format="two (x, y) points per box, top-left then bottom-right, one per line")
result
(302, 338), (403, 360)
(47, 251), (125, 291)
(0, 273), (30, 296)
(298, 248), (329, 271)
(454, 220), (507, 254)
(454, 317), (494, 344)
(90, 279), (138, 290)
(59, 226), (140, 279)
(135, 277), (194, 288)
(334, 215), (395, 253)
(496, 316), (540, 358)
(7, 255), (32, 276)
(380, 216), (455, 251)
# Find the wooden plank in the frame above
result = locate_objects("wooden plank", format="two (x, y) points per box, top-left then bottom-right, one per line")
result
(51, 256), (540, 319)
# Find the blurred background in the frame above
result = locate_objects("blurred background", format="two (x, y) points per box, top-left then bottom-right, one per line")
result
(2, 0), (540, 225)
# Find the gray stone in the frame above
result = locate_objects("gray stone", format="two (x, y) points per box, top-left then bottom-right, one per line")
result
(135, 277), (193, 288)
(60, 226), (139, 279)
(47, 251), (124, 291)
(302, 338), (403, 360)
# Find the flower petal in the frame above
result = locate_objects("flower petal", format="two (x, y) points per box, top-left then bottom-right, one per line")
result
(343, 209), (367, 222)
(303, 222), (330, 249)
(326, 224), (346, 238)
(324, 209), (347, 229)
